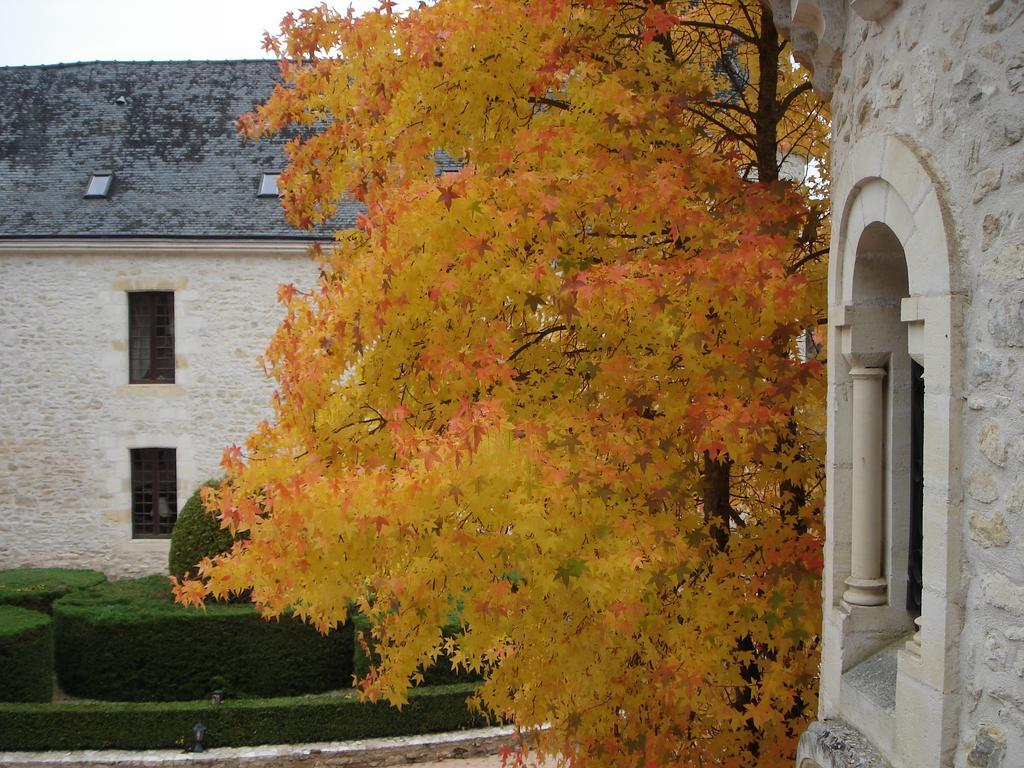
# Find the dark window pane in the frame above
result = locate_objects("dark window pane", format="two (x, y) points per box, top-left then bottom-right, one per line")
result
(128, 295), (152, 382)
(907, 361), (924, 616)
(156, 449), (178, 535)
(129, 292), (174, 383)
(131, 448), (177, 538)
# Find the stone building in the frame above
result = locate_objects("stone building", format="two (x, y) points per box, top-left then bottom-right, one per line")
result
(0, 61), (352, 577)
(769, 1), (1024, 767)
(3, 5), (1023, 764)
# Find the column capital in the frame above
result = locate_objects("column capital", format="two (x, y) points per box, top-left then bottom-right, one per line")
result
(838, 304), (901, 367)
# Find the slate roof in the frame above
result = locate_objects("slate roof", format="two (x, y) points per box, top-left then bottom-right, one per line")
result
(0, 60), (358, 240)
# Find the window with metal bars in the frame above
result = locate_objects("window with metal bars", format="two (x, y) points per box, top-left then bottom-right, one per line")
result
(130, 448), (177, 538)
(907, 360), (924, 616)
(129, 292), (175, 383)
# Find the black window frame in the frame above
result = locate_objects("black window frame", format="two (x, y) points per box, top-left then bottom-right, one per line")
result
(128, 291), (175, 384)
(130, 448), (178, 539)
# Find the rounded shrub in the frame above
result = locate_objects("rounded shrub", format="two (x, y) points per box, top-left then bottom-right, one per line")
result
(0, 568), (107, 613)
(0, 606), (53, 702)
(168, 481), (233, 580)
(53, 576), (353, 702)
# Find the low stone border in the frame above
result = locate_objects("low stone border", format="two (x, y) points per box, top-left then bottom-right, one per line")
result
(0, 727), (516, 768)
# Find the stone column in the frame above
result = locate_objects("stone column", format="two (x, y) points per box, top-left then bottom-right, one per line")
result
(844, 366), (888, 606)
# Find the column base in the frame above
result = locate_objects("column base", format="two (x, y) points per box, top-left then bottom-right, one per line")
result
(843, 576), (887, 606)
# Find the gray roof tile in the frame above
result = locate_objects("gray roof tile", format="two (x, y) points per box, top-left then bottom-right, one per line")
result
(0, 60), (357, 239)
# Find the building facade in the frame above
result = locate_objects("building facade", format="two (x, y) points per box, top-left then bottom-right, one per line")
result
(0, 61), (352, 577)
(770, 1), (1024, 767)
(3, 8), (1024, 764)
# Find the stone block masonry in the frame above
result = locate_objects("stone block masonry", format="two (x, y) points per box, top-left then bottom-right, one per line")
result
(0, 241), (315, 578)
(778, 1), (1024, 766)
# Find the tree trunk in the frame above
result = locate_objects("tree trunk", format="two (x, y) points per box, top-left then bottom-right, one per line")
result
(754, 4), (781, 183)
(702, 450), (733, 551)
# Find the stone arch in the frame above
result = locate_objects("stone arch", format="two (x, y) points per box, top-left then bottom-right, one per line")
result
(819, 133), (964, 767)
(831, 133), (960, 302)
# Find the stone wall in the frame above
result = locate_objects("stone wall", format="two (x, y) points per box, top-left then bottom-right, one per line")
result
(0, 241), (315, 578)
(784, 1), (1024, 766)
(830, 3), (1024, 765)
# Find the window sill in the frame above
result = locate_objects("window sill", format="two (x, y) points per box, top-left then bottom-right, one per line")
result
(838, 638), (906, 763)
(124, 538), (172, 551)
(844, 642), (899, 714)
(118, 383), (184, 396)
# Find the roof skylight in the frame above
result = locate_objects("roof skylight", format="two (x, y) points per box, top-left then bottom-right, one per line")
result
(84, 172), (113, 199)
(258, 172), (280, 198)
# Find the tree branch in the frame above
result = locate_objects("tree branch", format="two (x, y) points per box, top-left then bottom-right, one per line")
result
(528, 96), (571, 111)
(777, 81), (814, 119)
(786, 247), (829, 276)
(676, 19), (756, 44)
(508, 324), (568, 361)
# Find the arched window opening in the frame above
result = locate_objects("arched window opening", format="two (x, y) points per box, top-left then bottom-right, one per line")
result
(843, 223), (914, 616)
(851, 223), (910, 307)
(809, 134), (964, 768)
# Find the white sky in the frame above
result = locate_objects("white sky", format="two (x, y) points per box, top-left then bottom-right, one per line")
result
(0, 0), (386, 67)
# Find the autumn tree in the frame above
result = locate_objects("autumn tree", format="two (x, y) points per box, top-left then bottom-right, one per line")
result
(668, 1), (829, 544)
(177, 1), (827, 765)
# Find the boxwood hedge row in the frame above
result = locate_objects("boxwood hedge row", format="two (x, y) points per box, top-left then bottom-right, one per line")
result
(352, 613), (482, 687)
(0, 568), (106, 613)
(0, 684), (484, 751)
(0, 606), (53, 703)
(53, 576), (353, 701)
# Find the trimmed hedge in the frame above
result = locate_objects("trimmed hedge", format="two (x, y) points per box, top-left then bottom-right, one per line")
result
(0, 606), (53, 702)
(0, 568), (106, 613)
(0, 684), (484, 751)
(353, 613), (482, 687)
(53, 576), (353, 701)
(168, 481), (232, 580)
